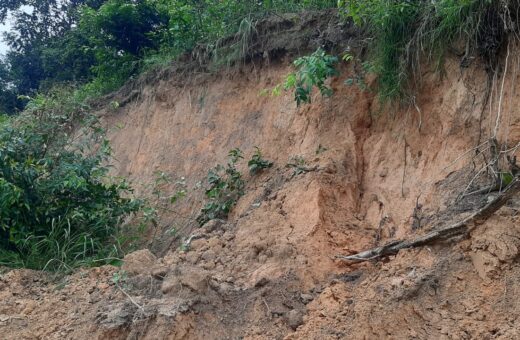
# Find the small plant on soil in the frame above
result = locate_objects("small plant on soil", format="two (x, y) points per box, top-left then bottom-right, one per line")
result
(315, 144), (328, 155)
(152, 171), (188, 206)
(286, 156), (308, 177)
(344, 60), (371, 92)
(284, 48), (339, 106)
(248, 147), (273, 175)
(112, 270), (128, 286)
(286, 156), (319, 178)
(112, 270), (134, 292)
(197, 148), (245, 226)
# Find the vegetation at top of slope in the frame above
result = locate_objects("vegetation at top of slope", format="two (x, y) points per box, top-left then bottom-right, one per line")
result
(266, 48), (340, 106)
(0, 95), (143, 271)
(338, 0), (512, 102)
(284, 48), (339, 106)
(0, 0), (337, 116)
(0, 0), (514, 112)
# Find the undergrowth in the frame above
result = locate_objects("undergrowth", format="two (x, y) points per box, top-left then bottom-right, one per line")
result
(197, 149), (245, 226)
(248, 147), (273, 175)
(285, 48), (339, 105)
(0, 97), (143, 271)
(197, 147), (273, 226)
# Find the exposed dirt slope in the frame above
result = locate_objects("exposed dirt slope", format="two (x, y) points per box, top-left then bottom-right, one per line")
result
(2, 11), (520, 340)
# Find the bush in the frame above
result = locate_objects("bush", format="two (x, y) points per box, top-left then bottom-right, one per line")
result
(248, 147), (273, 175)
(283, 48), (339, 106)
(0, 110), (142, 270)
(197, 149), (245, 226)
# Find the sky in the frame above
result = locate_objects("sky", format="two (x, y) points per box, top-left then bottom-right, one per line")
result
(0, 21), (10, 55)
(0, 6), (33, 55)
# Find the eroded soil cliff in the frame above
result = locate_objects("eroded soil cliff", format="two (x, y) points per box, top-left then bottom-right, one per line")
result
(2, 10), (520, 339)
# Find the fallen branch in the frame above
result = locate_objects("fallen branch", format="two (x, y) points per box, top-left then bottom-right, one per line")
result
(336, 177), (520, 263)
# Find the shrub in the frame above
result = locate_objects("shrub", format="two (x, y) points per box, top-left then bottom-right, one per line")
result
(0, 110), (142, 270)
(197, 149), (245, 226)
(248, 147), (273, 175)
(283, 48), (339, 106)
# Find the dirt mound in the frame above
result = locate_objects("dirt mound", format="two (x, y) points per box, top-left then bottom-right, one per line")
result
(3, 11), (520, 340)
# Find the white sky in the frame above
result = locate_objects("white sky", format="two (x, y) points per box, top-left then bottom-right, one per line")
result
(0, 6), (33, 55)
(0, 21), (10, 55)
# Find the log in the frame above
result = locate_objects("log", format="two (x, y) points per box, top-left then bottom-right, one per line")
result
(336, 177), (520, 263)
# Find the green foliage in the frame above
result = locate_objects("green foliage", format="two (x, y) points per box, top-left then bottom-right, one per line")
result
(248, 147), (273, 175)
(0, 111), (142, 271)
(151, 171), (187, 206)
(197, 149), (245, 226)
(112, 269), (128, 285)
(339, 0), (500, 102)
(0, 0), (339, 115)
(315, 144), (327, 155)
(284, 48), (339, 106)
(499, 171), (514, 187)
(1, 1), (103, 101)
(0, 59), (23, 115)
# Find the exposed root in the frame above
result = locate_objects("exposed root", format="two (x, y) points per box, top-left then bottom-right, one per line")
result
(336, 177), (520, 263)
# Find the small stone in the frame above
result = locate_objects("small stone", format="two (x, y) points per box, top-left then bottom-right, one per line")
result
(121, 249), (157, 276)
(180, 267), (209, 293)
(223, 232), (235, 242)
(203, 219), (225, 233)
(254, 277), (269, 288)
(208, 237), (223, 248)
(21, 301), (37, 315)
(286, 309), (304, 330)
(201, 261), (216, 270)
(201, 249), (216, 262)
(161, 276), (180, 295)
(10, 316), (27, 327)
(190, 238), (207, 251)
(300, 293), (313, 304)
(475, 313), (486, 321)
(217, 282), (233, 294)
(151, 266), (169, 280)
(185, 252), (201, 265)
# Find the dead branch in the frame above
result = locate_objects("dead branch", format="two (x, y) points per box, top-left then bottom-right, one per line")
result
(336, 177), (520, 263)
(118, 285), (145, 311)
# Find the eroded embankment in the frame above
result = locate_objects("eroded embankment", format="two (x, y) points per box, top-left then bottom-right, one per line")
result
(2, 11), (520, 340)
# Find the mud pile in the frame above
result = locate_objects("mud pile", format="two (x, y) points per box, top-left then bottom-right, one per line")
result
(2, 10), (520, 340)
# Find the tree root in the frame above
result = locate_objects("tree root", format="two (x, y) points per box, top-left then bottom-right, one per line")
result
(336, 177), (520, 263)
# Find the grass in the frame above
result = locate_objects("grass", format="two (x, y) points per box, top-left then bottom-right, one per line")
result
(340, 0), (508, 103)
